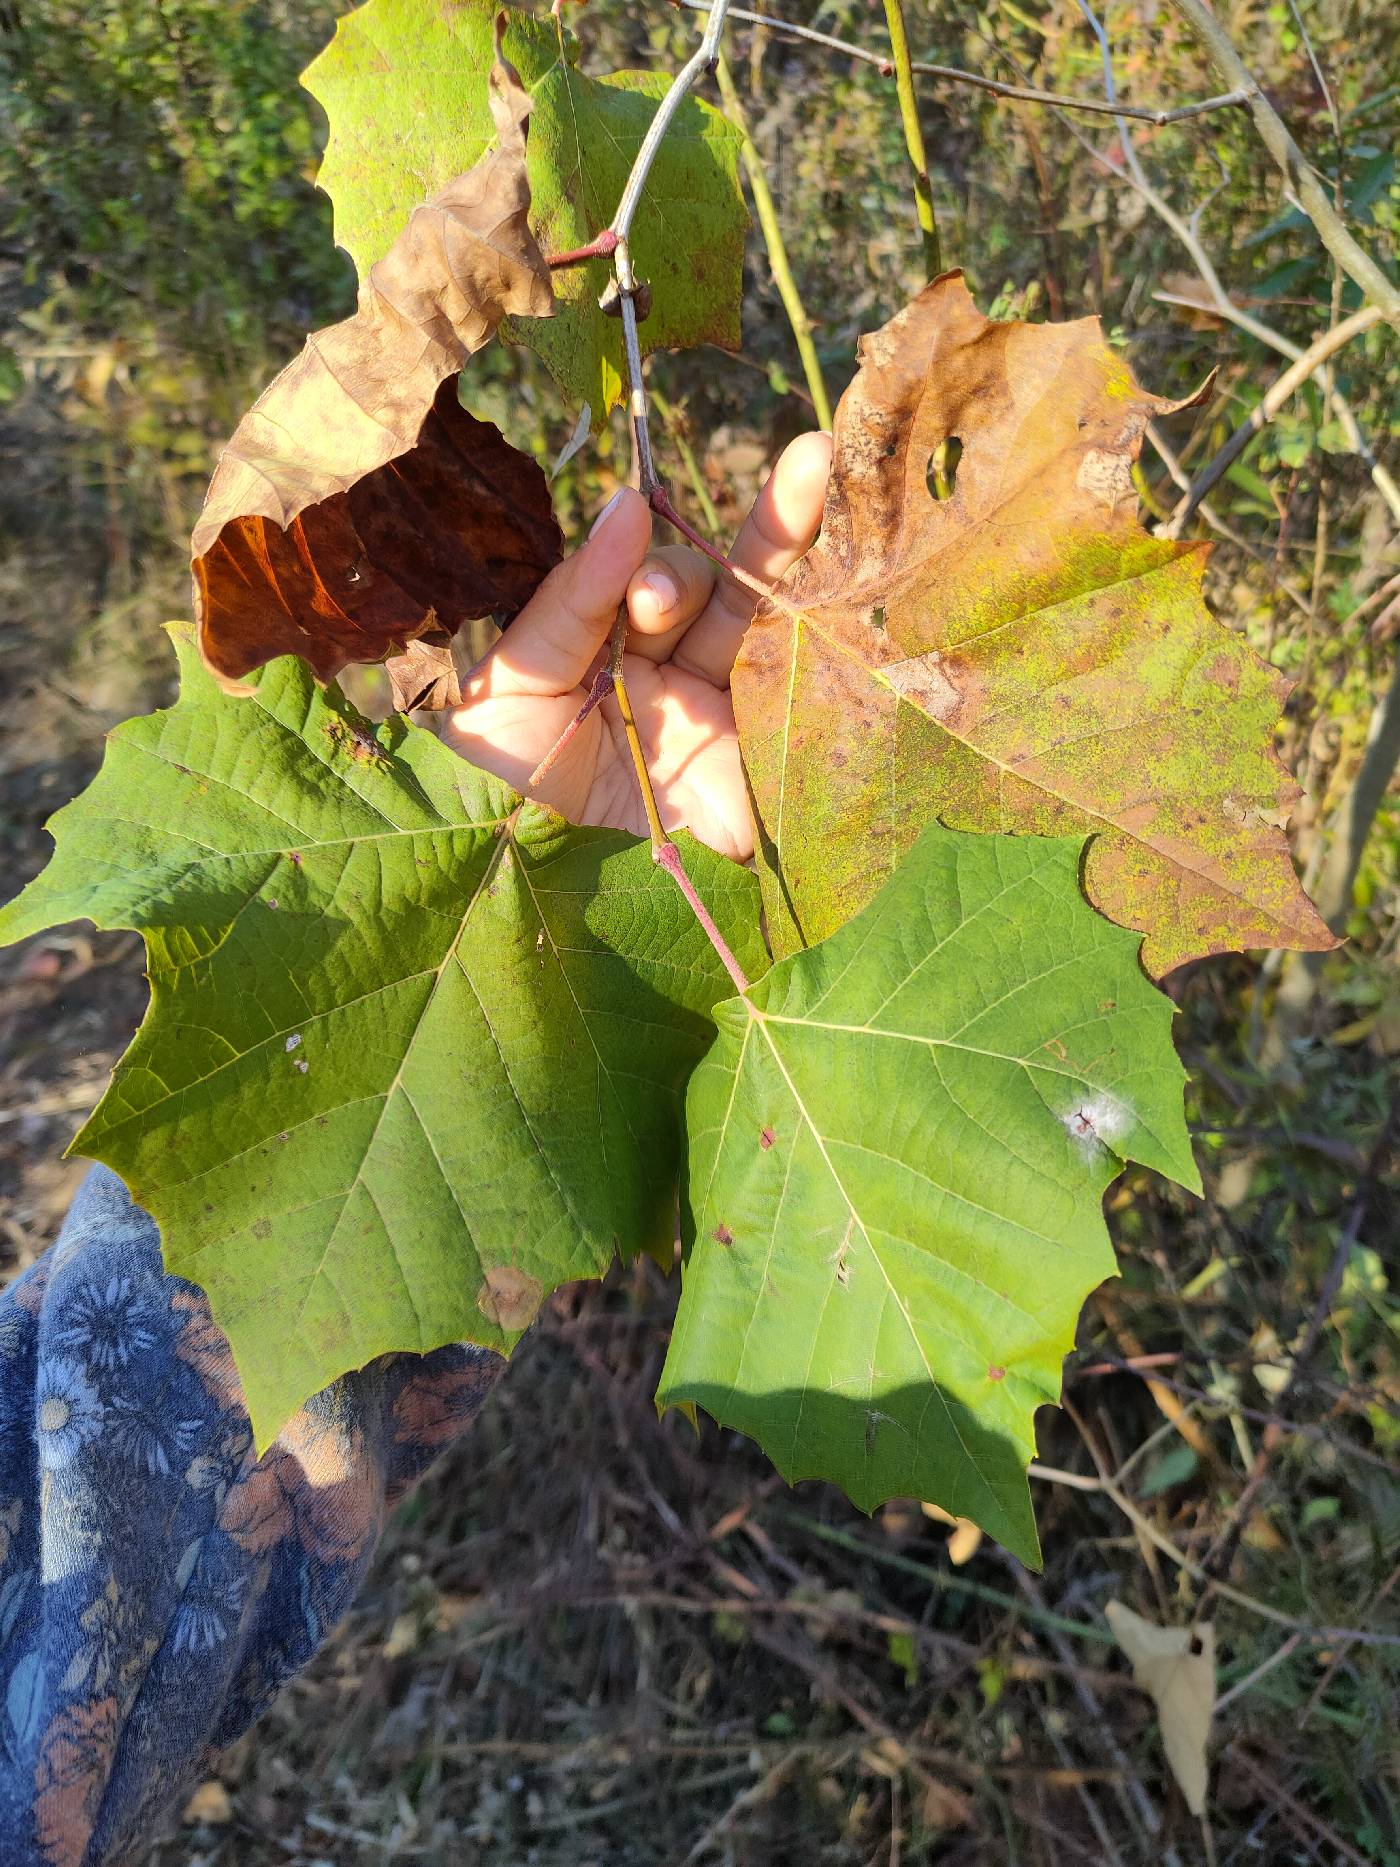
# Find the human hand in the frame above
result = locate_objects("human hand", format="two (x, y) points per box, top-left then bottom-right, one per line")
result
(445, 432), (833, 863)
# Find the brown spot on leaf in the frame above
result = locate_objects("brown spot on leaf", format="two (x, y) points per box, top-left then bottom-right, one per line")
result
(713, 1223), (734, 1246)
(250, 1218), (272, 1240)
(476, 1264), (542, 1331)
(987, 1364), (1006, 1382)
(884, 650), (962, 722)
(759, 1127), (775, 1150)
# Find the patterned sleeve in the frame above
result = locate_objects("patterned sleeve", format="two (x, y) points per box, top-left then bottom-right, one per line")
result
(0, 1165), (504, 1867)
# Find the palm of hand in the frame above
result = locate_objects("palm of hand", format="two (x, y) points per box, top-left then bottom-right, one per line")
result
(446, 434), (831, 865)
(459, 653), (747, 858)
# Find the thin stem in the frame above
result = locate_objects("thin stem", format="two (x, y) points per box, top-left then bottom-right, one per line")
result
(607, 610), (667, 851)
(546, 229), (618, 270)
(1164, 0), (1400, 322)
(574, 0), (758, 994)
(715, 53), (834, 428)
(1162, 304), (1384, 536)
(681, 1), (1250, 125)
(648, 486), (776, 606)
(606, 612), (751, 996)
(655, 844), (750, 994)
(882, 0), (940, 278)
(526, 663), (614, 792)
(1062, 1400), (1400, 1648)
(650, 388), (722, 536)
(1153, 292), (1400, 527)
(618, 289), (660, 494)
(610, 0), (733, 250)
(1053, 1), (1400, 526)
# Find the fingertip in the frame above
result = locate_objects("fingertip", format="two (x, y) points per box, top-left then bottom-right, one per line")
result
(582, 485), (651, 569)
(730, 430), (833, 583)
(771, 430), (834, 532)
(627, 562), (683, 634)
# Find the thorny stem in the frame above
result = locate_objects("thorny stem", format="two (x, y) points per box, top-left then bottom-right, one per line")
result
(681, 1), (1251, 126)
(882, 0), (941, 279)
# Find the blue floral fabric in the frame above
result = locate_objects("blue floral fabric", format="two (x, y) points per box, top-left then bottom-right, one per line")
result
(0, 1166), (504, 1866)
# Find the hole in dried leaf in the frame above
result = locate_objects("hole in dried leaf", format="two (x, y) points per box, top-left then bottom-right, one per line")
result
(870, 605), (887, 632)
(926, 436), (963, 501)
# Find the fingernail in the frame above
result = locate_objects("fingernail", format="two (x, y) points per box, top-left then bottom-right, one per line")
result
(636, 567), (680, 615)
(588, 488), (628, 540)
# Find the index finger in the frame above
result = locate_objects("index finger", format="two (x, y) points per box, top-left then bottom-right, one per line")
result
(670, 431), (833, 688)
(459, 487), (652, 702)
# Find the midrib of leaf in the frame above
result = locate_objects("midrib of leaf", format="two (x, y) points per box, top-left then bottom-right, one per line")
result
(286, 808), (520, 1341)
(734, 999), (1008, 1516)
(511, 831), (641, 1175)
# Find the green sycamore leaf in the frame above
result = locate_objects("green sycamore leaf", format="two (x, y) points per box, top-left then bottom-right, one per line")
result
(302, 0), (747, 418)
(0, 626), (764, 1450)
(656, 825), (1200, 1566)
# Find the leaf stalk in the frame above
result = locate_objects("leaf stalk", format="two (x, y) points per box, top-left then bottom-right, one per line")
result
(526, 662), (615, 792)
(555, 0), (756, 995)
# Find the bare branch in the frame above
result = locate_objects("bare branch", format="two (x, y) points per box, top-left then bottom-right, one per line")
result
(681, 0), (1250, 125)
(1145, 424), (1318, 623)
(1162, 305), (1385, 537)
(1061, 1), (1400, 526)
(1310, 653), (1400, 933)
(1165, 0), (1400, 322)
(1151, 294), (1400, 530)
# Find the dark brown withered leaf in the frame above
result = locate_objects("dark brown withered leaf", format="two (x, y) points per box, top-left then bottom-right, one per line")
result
(192, 36), (561, 696)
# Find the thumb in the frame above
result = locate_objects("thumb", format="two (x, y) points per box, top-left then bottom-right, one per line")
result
(457, 488), (652, 702)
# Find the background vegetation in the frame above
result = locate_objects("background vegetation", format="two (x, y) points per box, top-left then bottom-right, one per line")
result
(1, 0), (1396, 1860)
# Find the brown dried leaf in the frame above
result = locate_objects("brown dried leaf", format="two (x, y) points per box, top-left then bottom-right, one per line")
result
(192, 36), (561, 695)
(1106, 1601), (1216, 1815)
(386, 632), (462, 714)
(735, 273), (1336, 976)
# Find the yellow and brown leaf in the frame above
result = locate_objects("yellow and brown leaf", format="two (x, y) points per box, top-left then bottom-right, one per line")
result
(735, 273), (1335, 976)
